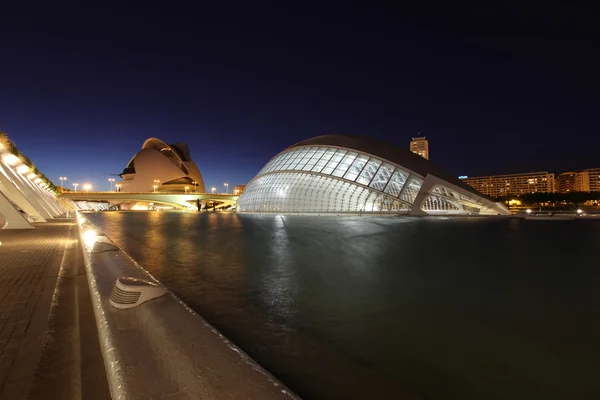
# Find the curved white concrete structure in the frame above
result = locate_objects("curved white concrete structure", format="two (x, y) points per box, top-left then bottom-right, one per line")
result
(119, 138), (205, 193)
(0, 134), (69, 229)
(238, 135), (510, 216)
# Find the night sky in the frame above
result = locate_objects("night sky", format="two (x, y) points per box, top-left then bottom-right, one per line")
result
(1, 4), (599, 191)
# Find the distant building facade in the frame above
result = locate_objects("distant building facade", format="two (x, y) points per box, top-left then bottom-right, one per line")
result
(588, 168), (600, 192)
(233, 185), (246, 195)
(461, 172), (556, 197)
(410, 137), (429, 160)
(557, 171), (590, 193)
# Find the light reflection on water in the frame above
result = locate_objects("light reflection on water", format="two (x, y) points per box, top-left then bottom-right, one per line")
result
(86, 211), (600, 400)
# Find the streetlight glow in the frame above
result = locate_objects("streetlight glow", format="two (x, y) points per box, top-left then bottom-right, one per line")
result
(224, 182), (229, 194)
(83, 183), (92, 192)
(73, 183), (79, 192)
(59, 176), (67, 191)
(153, 185), (158, 193)
(108, 178), (115, 191)
(211, 187), (216, 194)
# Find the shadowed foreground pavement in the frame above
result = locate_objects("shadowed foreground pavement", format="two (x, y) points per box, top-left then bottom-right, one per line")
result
(0, 219), (109, 400)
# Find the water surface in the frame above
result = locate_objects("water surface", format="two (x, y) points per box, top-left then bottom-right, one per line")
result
(86, 212), (600, 399)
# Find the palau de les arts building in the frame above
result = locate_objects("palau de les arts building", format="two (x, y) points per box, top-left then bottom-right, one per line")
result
(119, 138), (205, 193)
(237, 135), (510, 216)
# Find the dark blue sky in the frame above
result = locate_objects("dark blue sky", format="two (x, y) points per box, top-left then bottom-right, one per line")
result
(1, 4), (599, 191)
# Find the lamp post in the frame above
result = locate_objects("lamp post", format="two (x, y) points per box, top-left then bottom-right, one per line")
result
(108, 178), (115, 192)
(192, 181), (196, 192)
(224, 182), (229, 194)
(83, 183), (92, 192)
(153, 185), (158, 193)
(185, 186), (189, 193)
(211, 187), (216, 194)
(73, 183), (79, 192)
(115, 184), (121, 192)
(153, 179), (160, 193)
(59, 176), (67, 191)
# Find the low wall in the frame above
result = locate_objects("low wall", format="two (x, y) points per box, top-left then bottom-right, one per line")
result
(76, 212), (298, 400)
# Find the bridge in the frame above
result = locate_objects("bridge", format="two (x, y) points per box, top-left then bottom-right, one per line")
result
(60, 191), (239, 210)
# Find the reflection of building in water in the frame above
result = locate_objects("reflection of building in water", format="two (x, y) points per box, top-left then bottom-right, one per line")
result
(238, 135), (508, 215)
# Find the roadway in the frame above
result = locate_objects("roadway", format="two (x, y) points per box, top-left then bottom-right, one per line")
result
(60, 191), (239, 209)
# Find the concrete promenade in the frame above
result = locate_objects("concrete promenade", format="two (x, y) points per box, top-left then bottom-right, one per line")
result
(0, 219), (109, 400)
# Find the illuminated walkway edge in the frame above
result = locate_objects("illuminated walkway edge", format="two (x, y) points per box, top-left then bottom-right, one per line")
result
(76, 212), (297, 400)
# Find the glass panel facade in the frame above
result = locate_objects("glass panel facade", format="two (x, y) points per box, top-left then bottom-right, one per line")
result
(369, 163), (395, 191)
(238, 172), (411, 213)
(383, 169), (408, 197)
(399, 176), (424, 204)
(238, 145), (438, 213)
(239, 144), (505, 215)
(356, 158), (381, 186)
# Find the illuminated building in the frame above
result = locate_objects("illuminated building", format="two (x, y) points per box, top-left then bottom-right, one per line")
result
(0, 132), (68, 229)
(238, 135), (509, 215)
(410, 136), (429, 160)
(588, 168), (600, 192)
(119, 138), (205, 193)
(233, 185), (246, 195)
(557, 171), (590, 193)
(461, 172), (555, 197)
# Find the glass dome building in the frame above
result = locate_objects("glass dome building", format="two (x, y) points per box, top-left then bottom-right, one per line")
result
(237, 135), (509, 215)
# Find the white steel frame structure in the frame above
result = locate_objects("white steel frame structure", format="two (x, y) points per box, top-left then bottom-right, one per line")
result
(238, 135), (509, 216)
(0, 142), (69, 229)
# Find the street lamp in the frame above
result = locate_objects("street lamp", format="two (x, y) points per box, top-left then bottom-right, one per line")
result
(192, 181), (197, 192)
(153, 179), (160, 193)
(83, 183), (92, 192)
(59, 176), (67, 191)
(185, 186), (189, 193)
(211, 187), (216, 194)
(72, 183), (79, 192)
(234, 189), (239, 195)
(153, 185), (158, 193)
(115, 184), (121, 192)
(224, 182), (229, 194)
(108, 178), (115, 191)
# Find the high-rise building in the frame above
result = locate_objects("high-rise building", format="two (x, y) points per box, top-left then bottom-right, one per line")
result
(557, 171), (590, 193)
(410, 137), (429, 160)
(586, 168), (600, 192)
(461, 172), (556, 197)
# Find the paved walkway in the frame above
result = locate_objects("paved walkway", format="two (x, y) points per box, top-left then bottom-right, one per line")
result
(0, 219), (109, 400)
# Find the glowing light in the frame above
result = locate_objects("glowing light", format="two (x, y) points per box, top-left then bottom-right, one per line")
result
(28, 173), (36, 180)
(2, 154), (20, 166)
(577, 209), (583, 214)
(82, 229), (98, 248)
(526, 209), (532, 214)
(83, 183), (92, 192)
(211, 187), (216, 194)
(16, 165), (29, 174)
(34, 178), (42, 184)
(184, 186), (189, 193)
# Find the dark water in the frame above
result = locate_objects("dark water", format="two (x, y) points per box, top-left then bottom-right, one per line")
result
(86, 212), (600, 400)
